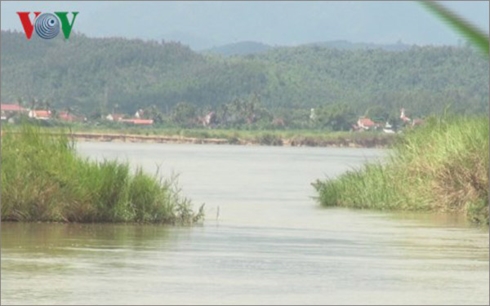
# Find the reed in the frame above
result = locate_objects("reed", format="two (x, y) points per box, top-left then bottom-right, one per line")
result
(313, 115), (489, 224)
(1, 124), (204, 224)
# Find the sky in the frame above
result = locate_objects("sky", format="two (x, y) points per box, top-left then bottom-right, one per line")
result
(1, 1), (488, 50)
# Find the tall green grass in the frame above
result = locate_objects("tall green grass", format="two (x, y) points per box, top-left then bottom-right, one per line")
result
(313, 115), (489, 224)
(1, 124), (204, 224)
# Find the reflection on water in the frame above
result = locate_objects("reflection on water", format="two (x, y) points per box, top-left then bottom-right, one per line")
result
(2, 143), (488, 305)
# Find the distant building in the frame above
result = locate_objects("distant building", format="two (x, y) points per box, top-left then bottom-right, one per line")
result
(28, 110), (51, 120)
(383, 121), (396, 134)
(357, 117), (376, 130)
(400, 108), (424, 127)
(120, 119), (154, 125)
(1, 103), (27, 120)
(134, 109), (144, 119)
(106, 113), (125, 121)
(400, 108), (411, 123)
(58, 111), (79, 122)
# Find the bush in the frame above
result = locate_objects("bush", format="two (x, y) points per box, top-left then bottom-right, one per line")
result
(313, 115), (489, 224)
(1, 124), (204, 224)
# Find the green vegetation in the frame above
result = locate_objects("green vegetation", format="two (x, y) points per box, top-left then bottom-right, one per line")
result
(1, 124), (204, 224)
(312, 115), (489, 224)
(203, 41), (272, 56)
(1, 29), (488, 130)
(313, 2), (489, 225)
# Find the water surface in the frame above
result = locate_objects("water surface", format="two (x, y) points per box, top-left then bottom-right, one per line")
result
(2, 143), (488, 305)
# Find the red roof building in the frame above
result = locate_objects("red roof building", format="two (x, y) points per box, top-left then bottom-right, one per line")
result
(58, 111), (78, 122)
(132, 119), (153, 125)
(1, 103), (28, 120)
(120, 119), (154, 125)
(357, 117), (376, 129)
(1, 104), (27, 112)
(28, 110), (51, 120)
(106, 114), (125, 121)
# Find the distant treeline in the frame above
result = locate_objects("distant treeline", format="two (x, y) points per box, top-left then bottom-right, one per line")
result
(1, 30), (488, 129)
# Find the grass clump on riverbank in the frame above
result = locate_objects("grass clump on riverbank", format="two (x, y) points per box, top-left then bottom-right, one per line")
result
(312, 115), (489, 224)
(1, 124), (204, 224)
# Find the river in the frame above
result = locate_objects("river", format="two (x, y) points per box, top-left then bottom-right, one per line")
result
(1, 142), (488, 305)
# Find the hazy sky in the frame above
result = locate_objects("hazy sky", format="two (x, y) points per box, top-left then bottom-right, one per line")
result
(1, 1), (488, 50)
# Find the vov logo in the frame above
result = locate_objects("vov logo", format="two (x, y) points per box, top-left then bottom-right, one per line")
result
(17, 12), (79, 40)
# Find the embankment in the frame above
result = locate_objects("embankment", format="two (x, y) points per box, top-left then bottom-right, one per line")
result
(37, 130), (395, 148)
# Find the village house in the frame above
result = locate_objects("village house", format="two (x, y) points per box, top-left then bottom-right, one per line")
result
(356, 116), (377, 131)
(28, 109), (51, 120)
(57, 111), (86, 122)
(120, 118), (154, 125)
(106, 113), (125, 121)
(400, 108), (424, 127)
(106, 110), (154, 125)
(1, 103), (28, 120)
(134, 109), (144, 118)
(58, 111), (76, 122)
(382, 121), (396, 134)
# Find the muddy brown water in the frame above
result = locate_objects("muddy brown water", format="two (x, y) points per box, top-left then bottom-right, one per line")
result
(2, 143), (488, 305)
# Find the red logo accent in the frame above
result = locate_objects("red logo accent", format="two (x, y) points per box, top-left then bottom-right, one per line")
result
(17, 12), (41, 40)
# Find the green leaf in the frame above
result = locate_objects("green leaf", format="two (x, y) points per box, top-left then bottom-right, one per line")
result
(419, 1), (489, 55)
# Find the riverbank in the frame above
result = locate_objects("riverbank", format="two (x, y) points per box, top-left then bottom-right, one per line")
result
(313, 115), (489, 225)
(70, 131), (394, 148)
(0, 125), (204, 224)
(2, 126), (397, 148)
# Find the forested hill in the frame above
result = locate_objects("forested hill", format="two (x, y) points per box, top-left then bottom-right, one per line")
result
(1, 30), (488, 118)
(202, 41), (272, 56)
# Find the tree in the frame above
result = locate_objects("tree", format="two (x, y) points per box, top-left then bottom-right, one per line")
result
(315, 104), (357, 131)
(172, 102), (197, 127)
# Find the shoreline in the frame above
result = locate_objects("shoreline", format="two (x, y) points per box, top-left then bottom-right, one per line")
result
(66, 131), (394, 148)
